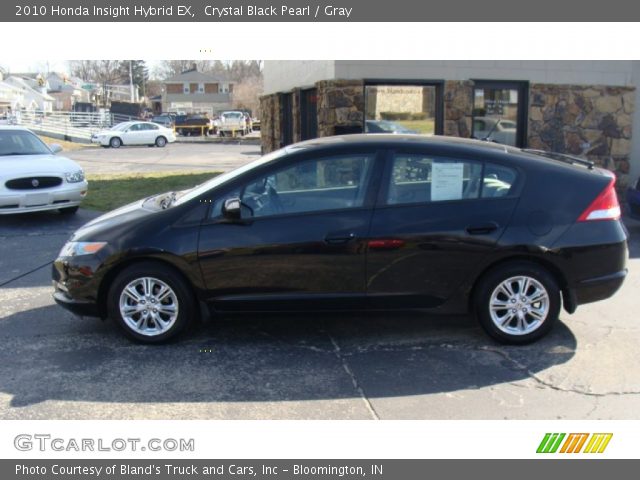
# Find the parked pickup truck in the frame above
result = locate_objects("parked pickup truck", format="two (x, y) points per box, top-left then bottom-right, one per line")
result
(218, 111), (248, 137)
(174, 114), (214, 136)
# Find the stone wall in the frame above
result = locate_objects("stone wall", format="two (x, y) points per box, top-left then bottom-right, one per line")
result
(291, 88), (302, 144)
(316, 79), (365, 137)
(261, 80), (636, 189)
(528, 84), (635, 188)
(259, 93), (281, 153)
(444, 81), (473, 138)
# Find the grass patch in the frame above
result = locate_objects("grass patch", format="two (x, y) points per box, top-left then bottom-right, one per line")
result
(83, 171), (220, 212)
(396, 119), (436, 134)
(40, 135), (94, 151)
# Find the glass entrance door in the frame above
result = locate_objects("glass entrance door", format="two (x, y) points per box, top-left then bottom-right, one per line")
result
(472, 81), (528, 147)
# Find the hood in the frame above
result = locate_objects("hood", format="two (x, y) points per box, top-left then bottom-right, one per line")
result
(70, 190), (180, 241)
(71, 198), (154, 241)
(0, 154), (82, 177)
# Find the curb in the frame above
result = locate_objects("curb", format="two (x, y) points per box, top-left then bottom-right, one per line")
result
(175, 137), (262, 146)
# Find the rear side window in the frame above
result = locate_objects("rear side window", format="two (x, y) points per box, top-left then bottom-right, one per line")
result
(387, 154), (483, 204)
(481, 163), (517, 198)
(386, 154), (519, 205)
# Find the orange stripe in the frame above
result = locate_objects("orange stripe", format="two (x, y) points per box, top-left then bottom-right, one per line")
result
(574, 433), (589, 453)
(560, 434), (575, 453)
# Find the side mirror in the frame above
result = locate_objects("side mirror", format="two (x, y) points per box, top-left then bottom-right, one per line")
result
(222, 197), (242, 220)
(49, 144), (63, 154)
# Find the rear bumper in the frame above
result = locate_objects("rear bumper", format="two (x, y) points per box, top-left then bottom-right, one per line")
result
(570, 269), (627, 307)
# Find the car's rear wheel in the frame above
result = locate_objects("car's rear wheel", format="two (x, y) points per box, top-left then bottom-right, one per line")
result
(474, 262), (560, 344)
(155, 136), (167, 147)
(108, 262), (194, 343)
(109, 137), (122, 148)
(58, 206), (79, 215)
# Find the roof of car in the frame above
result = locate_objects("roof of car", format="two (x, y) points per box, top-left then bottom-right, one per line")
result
(283, 134), (600, 175)
(285, 134), (516, 154)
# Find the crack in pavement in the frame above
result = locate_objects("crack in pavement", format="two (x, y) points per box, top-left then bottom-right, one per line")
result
(326, 332), (380, 420)
(0, 261), (54, 288)
(479, 346), (640, 397)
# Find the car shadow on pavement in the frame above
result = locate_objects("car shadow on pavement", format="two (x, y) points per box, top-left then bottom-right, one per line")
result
(0, 304), (577, 410)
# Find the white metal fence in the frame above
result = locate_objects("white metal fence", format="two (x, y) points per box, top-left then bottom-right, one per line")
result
(17, 111), (137, 142)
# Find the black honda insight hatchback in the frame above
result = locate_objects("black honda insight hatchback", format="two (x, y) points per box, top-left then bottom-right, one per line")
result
(53, 135), (628, 344)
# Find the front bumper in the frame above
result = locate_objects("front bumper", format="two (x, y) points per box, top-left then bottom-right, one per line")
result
(0, 182), (88, 215)
(52, 255), (104, 318)
(53, 286), (101, 317)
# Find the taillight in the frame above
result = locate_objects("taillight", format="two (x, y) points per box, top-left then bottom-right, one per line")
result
(577, 176), (621, 222)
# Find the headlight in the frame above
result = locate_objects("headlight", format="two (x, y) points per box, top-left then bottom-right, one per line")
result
(65, 170), (85, 183)
(58, 241), (107, 257)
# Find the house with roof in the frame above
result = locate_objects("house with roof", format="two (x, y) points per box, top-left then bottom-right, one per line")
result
(46, 72), (90, 110)
(161, 66), (234, 115)
(2, 75), (54, 112)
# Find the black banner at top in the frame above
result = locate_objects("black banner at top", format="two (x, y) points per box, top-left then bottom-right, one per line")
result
(6, 0), (640, 21)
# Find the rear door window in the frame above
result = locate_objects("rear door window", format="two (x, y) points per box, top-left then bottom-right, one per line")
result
(386, 154), (483, 205)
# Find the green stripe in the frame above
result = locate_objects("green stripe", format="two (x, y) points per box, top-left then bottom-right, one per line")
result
(549, 433), (566, 453)
(537, 433), (552, 453)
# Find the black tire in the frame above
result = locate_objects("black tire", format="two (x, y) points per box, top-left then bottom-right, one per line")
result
(107, 261), (195, 343)
(109, 137), (122, 148)
(155, 136), (167, 147)
(58, 205), (79, 215)
(473, 261), (561, 344)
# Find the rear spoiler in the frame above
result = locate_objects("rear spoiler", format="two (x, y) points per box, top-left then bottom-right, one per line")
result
(521, 149), (595, 170)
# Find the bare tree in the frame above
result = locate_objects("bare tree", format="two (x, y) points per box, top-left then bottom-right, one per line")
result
(153, 60), (215, 79)
(232, 75), (264, 116)
(153, 60), (263, 82)
(68, 60), (124, 84)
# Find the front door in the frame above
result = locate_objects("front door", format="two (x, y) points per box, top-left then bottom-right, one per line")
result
(197, 151), (381, 311)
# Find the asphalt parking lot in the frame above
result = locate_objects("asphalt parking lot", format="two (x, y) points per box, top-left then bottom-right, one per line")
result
(0, 143), (639, 419)
(65, 142), (262, 175)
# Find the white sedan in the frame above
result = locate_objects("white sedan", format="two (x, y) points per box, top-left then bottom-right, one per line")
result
(0, 126), (88, 215)
(91, 121), (176, 148)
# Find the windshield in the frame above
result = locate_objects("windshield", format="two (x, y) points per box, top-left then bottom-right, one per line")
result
(0, 130), (52, 156)
(174, 147), (289, 206)
(111, 122), (133, 131)
(222, 112), (243, 119)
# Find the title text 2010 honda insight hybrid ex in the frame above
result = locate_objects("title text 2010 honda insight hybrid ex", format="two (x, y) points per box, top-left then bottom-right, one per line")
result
(53, 135), (628, 344)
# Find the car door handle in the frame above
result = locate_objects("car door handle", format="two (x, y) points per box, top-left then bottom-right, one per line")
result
(466, 222), (499, 235)
(325, 233), (356, 245)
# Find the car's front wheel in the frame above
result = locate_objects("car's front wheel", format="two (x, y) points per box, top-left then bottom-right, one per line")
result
(474, 261), (561, 344)
(109, 137), (122, 148)
(108, 262), (194, 343)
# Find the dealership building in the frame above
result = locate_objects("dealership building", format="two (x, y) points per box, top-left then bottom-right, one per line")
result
(260, 61), (639, 189)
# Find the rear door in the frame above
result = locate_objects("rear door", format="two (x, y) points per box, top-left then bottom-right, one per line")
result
(366, 149), (521, 308)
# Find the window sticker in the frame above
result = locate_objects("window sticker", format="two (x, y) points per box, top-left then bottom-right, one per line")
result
(431, 162), (464, 201)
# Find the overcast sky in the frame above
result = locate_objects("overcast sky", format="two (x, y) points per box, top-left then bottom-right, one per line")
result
(1, 60), (161, 76)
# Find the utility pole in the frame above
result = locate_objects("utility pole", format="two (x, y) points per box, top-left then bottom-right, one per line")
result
(129, 60), (135, 102)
